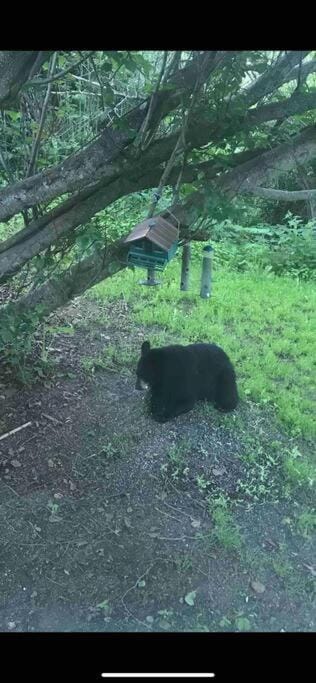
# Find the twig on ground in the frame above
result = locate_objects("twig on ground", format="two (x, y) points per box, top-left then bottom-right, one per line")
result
(0, 422), (32, 442)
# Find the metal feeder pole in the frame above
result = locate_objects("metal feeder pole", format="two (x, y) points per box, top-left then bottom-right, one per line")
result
(180, 242), (191, 291)
(200, 244), (213, 299)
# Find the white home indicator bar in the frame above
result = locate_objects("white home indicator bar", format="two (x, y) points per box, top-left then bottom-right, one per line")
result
(101, 675), (215, 679)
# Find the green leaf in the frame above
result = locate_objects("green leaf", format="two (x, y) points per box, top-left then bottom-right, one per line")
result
(46, 325), (74, 335)
(219, 617), (232, 627)
(184, 590), (197, 606)
(104, 86), (115, 105)
(6, 111), (21, 122)
(102, 61), (113, 73)
(181, 183), (197, 196)
(235, 616), (251, 631)
(97, 599), (111, 613)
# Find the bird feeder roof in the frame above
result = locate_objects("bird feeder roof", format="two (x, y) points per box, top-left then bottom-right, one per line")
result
(124, 216), (179, 252)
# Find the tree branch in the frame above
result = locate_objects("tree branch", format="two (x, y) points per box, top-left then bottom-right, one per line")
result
(287, 59), (316, 86)
(0, 144), (268, 256)
(0, 52), (225, 222)
(242, 51), (310, 106)
(186, 89), (316, 153)
(245, 91), (316, 127)
(243, 186), (316, 201)
(136, 51), (168, 150)
(26, 51), (95, 87)
(27, 53), (58, 177)
(218, 125), (316, 197)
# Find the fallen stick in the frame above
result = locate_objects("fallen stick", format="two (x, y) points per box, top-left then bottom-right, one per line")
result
(42, 413), (62, 425)
(0, 421), (32, 442)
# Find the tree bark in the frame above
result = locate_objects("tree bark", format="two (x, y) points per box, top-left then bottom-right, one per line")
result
(218, 125), (316, 198)
(6, 242), (127, 319)
(0, 51), (53, 108)
(242, 51), (310, 106)
(244, 186), (316, 201)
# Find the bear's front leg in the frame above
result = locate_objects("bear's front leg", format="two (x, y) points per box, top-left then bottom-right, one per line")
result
(150, 392), (167, 422)
(153, 397), (195, 422)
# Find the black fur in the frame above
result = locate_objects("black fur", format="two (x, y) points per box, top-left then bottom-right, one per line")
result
(136, 340), (238, 423)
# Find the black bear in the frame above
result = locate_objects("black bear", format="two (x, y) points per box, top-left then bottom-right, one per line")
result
(136, 340), (238, 423)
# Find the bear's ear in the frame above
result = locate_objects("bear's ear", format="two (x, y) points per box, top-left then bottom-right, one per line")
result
(141, 340), (151, 356)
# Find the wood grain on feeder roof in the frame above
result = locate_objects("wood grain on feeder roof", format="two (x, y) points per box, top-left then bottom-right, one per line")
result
(124, 216), (179, 251)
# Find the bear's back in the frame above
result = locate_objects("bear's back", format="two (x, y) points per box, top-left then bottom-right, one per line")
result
(152, 343), (230, 371)
(187, 343), (231, 367)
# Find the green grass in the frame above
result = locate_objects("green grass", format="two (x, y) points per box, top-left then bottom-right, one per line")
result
(167, 441), (190, 467)
(81, 344), (136, 376)
(88, 252), (316, 441)
(282, 446), (315, 488)
(207, 493), (243, 551)
(272, 554), (294, 580)
(295, 508), (316, 538)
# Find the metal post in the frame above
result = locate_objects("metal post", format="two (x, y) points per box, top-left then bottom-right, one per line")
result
(139, 220), (161, 285)
(139, 266), (161, 286)
(147, 266), (158, 285)
(200, 245), (213, 299)
(180, 242), (191, 291)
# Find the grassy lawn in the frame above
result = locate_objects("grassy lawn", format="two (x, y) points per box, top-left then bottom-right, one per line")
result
(89, 252), (316, 443)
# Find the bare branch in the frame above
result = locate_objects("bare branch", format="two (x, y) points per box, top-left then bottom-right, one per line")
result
(294, 52), (304, 92)
(27, 53), (58, 177)
(136, 51), (168, 149)
(88, 53), (106, 110)
(3, 242), (127, 319)
(287, 59), (316, 85)
(243, 186), (316, 201)
(27, 51), (95, 87)
(218, 125), (316, 197)
(245, 91), (316, 127)
(243, 51), (311, 106)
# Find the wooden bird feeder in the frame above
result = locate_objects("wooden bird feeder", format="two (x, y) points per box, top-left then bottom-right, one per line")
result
(124, 215), (179, 272)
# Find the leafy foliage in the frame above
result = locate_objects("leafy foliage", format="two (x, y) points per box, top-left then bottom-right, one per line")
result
(208, 214), (316, 281)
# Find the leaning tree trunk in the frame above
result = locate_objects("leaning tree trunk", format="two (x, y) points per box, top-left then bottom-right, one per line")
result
(4, 243), (127, 321)
(1, 123), (316, 327)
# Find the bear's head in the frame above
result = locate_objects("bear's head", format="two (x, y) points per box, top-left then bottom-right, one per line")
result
(135, 340), (155, 390)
